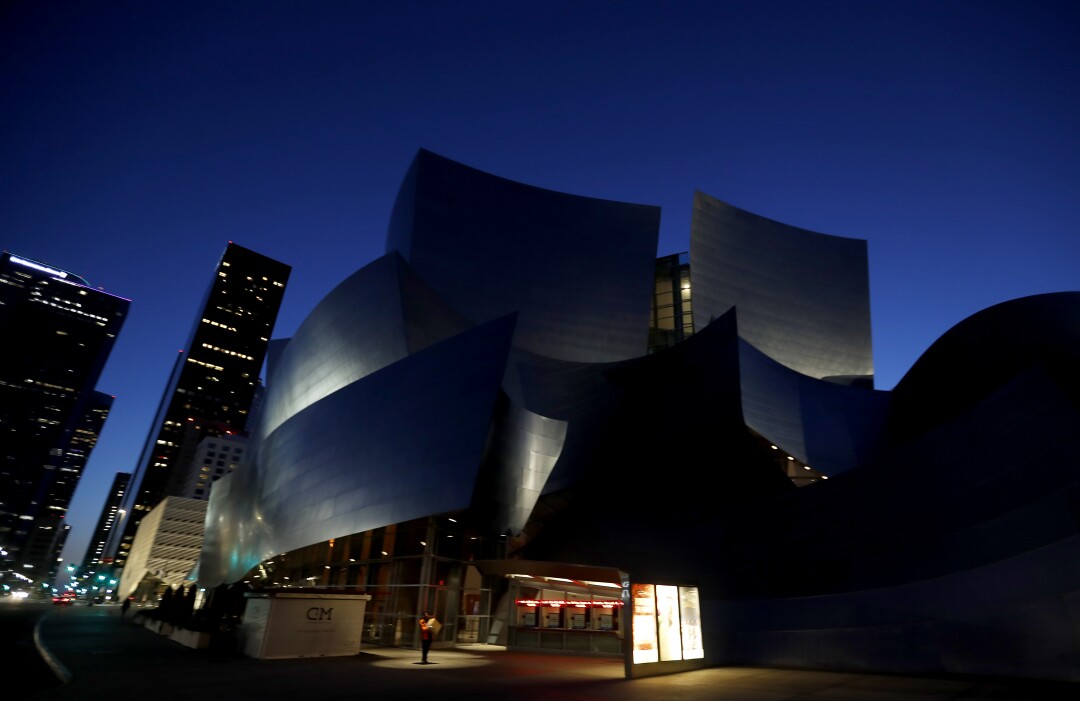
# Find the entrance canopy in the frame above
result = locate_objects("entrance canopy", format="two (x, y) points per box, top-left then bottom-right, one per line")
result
(473, 560), (627, 593)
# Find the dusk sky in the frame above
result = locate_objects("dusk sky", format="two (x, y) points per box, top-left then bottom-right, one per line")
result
(3, 1), (1078, 577)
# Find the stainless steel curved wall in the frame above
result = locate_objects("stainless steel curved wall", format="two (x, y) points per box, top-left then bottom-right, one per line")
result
(737, 333), (890, 475)
(257, 252), (472, 439)
(690, 191), (874, 384)
(387, 149), (661, 364)
(199, 314), (517, 585)
(192, 149), (1080, 683)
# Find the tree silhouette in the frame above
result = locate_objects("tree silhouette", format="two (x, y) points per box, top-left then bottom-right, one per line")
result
(160, 585), (175, 621)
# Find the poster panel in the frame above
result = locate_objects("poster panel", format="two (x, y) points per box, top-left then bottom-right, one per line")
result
(655, 585), (682, 661)
(678, 586), (704, 659)
(630, 583), (658, 664)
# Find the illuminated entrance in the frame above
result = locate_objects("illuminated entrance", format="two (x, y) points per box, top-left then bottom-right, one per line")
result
(476, 560), (708, 678)
(625, 582), (706, 678)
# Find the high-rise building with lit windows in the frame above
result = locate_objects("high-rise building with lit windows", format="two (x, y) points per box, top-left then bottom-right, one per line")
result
(178, 433), (248, 501)
(79, 470), (130, 574)
(0, 251), (129, 584)
(109, 242), (289, 571)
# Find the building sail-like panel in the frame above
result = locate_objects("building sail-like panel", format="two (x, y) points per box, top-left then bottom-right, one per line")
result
(387, 149), (661, 363)
(199, 314), (518, 585)
(257, 251), (472, 439)
(690, 192), (874, 385)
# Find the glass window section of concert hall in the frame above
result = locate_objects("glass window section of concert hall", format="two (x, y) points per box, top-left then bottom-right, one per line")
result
(648, 252), (693, 354)
(110, 243), (290, 570)
(240, 515), (507, 648)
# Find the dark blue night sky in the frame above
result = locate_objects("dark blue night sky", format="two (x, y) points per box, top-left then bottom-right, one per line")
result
(3, 1), (1078, 575)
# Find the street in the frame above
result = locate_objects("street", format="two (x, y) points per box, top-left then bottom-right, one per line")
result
(0, 600), (65, 693)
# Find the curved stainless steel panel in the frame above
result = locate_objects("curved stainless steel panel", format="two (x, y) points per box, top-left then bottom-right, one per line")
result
(257, 252), (472, 439)
(387, 149), (661, 363)
(472, 395), (567, 535)
(690, 191), (874, 384)
(199, 314), (517, 585)
(737, 335), (890, 475)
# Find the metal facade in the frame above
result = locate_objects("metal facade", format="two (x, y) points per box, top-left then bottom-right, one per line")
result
(387, 149), (661, 363)
(690, 191), (874, 384)
(193, 151), (1080, 682)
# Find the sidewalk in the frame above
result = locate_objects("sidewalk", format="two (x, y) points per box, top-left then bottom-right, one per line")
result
(33, 605), (1080, 701)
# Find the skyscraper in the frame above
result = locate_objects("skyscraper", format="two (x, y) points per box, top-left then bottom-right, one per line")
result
(79, 471), (130, 574)
(0, 252), (129, 585)
(176, 433), (248, 500)
(109, 242), (289, 571)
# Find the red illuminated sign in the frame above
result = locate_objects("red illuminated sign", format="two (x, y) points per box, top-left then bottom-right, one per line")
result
(515, 599), (623, 608)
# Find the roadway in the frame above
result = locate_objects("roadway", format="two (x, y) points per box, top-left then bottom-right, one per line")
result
(6, 600), (1079, 701)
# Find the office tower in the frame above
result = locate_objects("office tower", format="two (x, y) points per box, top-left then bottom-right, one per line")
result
(20, 390), (115, 583)
(110, 242), (289, 570)
(0, 252), (129, 585)
(79, 471), (130, 574)
(177, 433), (248, 500)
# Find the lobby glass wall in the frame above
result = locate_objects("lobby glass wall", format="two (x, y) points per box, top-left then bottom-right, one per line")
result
(648, 252), (693, 354)
(506, 575), (626, 655)
(242, 515), (506, 649)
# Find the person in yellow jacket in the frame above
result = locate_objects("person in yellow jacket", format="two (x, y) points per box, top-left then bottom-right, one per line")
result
(419, 611), (434, 664)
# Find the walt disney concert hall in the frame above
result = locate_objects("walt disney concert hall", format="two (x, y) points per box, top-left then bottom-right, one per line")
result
(198, 149), (1080, 681)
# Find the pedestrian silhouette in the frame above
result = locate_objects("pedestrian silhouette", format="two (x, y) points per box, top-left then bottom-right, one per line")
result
(419, 611), (434, 663)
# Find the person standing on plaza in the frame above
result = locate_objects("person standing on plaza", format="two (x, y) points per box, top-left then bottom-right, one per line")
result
(419, 611), (435, 664)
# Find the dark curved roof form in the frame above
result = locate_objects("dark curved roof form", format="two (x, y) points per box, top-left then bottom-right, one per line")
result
(697, 293), (1080, 681)
(887, 291), (1080, 444)
(690, 191), (874, 385)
